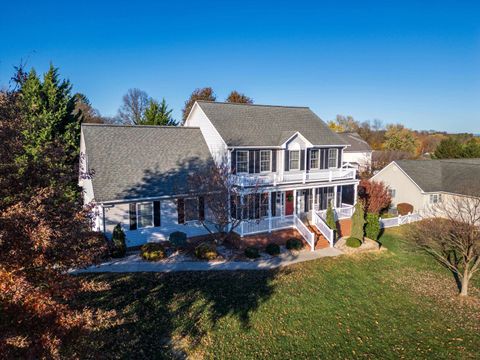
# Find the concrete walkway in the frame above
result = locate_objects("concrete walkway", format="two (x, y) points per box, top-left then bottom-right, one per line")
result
(73, 247), (343, 274)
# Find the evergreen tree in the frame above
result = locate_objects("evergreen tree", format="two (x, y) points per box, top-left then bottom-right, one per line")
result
(434, 137), (464, 159)
(365, 213), (381, 240)
(140, 98), (176, 125)
(350, 201), (366, 241)
(462, 139), (480, 158)
(326, 202), (336, 231)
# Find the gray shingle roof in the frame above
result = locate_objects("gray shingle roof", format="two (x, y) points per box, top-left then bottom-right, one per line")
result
(82, 124), (213, 202)
(196, 101), (348, 147)
(336, 132), (372, 152)
(395, 159), (480, 197)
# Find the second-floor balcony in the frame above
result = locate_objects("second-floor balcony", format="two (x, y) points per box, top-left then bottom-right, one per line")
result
(232, 168), (356, 187)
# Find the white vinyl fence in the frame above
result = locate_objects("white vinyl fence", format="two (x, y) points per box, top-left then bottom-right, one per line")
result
(379, 212), (422, 228)
(294, 215), (315, 251)
(312, 211), (334, 247)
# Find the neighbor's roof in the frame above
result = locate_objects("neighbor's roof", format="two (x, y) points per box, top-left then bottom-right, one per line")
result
(336, 132), (372, 152)
(82, 124), (213, 202)
(394, 159), (480, 197)
(195, 101), (348, 147)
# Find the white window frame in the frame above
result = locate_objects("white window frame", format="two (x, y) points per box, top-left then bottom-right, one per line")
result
(328, 148), (338, 169)
(236, 150), (249, 174)
(289, 150), (300, 171)
(136, 202), (154, 229)
(260, 150), (272, 173)
(184, 197), (200, 222)
(310, 149), (319, 169)
(429, 194), (442, 204)
(388, 188), (396, 198)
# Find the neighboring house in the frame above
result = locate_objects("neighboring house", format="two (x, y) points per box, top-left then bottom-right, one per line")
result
(80, 101), (360, 248)
(371, 159), (480, 213)
(336, 132), (372, 171)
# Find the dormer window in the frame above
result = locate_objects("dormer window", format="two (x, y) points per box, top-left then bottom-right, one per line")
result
(328, 148), (338, 169)
(236, 151), (248, 173)
(289, 150), (300, 170)
(260, 150), (271, 172)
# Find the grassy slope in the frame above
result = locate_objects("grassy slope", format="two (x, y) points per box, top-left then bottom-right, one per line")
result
(71, 227), (479, 359)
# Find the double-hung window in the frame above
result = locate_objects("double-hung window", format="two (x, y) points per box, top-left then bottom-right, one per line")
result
(388, 188), (396, 198)
(260, 150), (271, 172)
(289, 150), (300, 170)
(429, 194), (442, 204)
(310, 149), (319, 169)
(185, 198), (199, 222)
(137, 202), (153, 228)
(236, 151), (248, 173)
(328, 148), (338, 168)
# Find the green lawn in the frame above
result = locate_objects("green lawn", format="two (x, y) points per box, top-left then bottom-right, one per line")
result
(70, 227), (480, 359)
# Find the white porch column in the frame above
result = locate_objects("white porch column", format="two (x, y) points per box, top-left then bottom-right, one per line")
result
(268, 191), (272, 232)
(333, 185), (338, 208)
(293, 189), (297, 215)
(353, 183), (358, 204)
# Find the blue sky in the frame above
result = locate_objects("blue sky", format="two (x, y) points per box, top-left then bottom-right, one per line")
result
(1, 1), (479, 132)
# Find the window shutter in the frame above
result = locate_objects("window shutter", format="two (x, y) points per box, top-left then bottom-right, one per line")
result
(321, 149), (326, 169)
(337, 148), (342, 168)
(284, 150), (289, 171)
(129, 203), (137, 230)
(300, 150), (305, 171)
(254, 150), (260, 173)
(231, 150), (236, 174)
(306, 149), (311, 170)
(272, 150), (277, 172)
(153, 201), (161, 227)
(249, 151), (255, 173)
(177, 198), (185, 224)
(198, 196), (205, 221)
(271, 192), (276, 217)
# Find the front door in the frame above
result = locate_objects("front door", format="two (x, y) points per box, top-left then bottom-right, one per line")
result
(285, 191), (294, 215)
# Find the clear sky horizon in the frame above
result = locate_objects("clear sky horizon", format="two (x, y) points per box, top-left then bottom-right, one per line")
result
(1, 1), (479, 133)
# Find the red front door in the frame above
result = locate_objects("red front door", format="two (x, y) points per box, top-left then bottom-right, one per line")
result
(285, 191), (294, 215)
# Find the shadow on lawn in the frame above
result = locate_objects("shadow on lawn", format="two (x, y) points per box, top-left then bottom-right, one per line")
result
(68, 269), (283, 359)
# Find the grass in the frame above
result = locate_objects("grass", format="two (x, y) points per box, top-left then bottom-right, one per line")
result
(69, 226), (480, 359)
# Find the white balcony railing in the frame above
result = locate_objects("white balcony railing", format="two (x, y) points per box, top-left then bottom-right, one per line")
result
(233, 168), (356, 186)
(312, 210), (334, 247)
(236, 215), (294, 236)
(317, 203), (354, 221)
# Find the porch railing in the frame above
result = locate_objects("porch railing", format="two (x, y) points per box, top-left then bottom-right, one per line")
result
(312, 211), (334, 247)
(236, 215), (294, 236)
(317, 203), (354, 221)
(294, 215), (315, 251)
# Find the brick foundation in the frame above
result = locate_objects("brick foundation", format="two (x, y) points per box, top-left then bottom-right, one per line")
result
(337, 219), (352, 238)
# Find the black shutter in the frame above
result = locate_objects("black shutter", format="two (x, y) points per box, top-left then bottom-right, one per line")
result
(254, 150), (260, 173)
(284, 150), (289, 171)
(255, 193), (260, 219)
(271, 192), (276, 217)
(153, 201), (161, 227)
(129, 203), (137, 230)
(300, 150), (305, 170)
(249, 151), (255, 173)
(177, 198), (185, 224)
(198, 196), (205, 221)
(338, 148), (342, 168)
(231, 150), (236, 174)
(321, 149), (326, 169)
(306, 149), (311, 170)
(272, 150), (277, 172)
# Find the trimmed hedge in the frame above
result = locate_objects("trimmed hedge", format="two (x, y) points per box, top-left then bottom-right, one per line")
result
(286, 238), (304, 250)
(195, 243), (217, 260)
(397, 203), (414, 216)
(111, 224), (127, 258)
(140, 243), (166, 261)
(244, 247), (260, 259)
(346, 237), (362, 248)
(365, 213), (381, 241)
(265, 243), (280, 256)
(169, 231), (187, 248)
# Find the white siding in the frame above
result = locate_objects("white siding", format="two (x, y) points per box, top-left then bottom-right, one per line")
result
(343, 151), (372, 171)
(185, 103), (227, 164)
(103, 199), (210, 247)
(79, 129), (95, 204)
(371, 162), (424, 211)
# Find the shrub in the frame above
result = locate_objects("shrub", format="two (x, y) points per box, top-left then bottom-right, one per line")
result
(195, 242), (217, 260)
(350, 201), (365, 241)
(169, 231), (187, 248)
(286, 238), (304, 250)
(365, 213), (381, 240)
(346, 237), (362, 248)
(244, 246), (260, 259)
(326, 202), (336, 231)
(140, 242), (166, 261)
(265, 243), (280, 256)
(111, 224), (126, 258)
(397, 203), (414, 216)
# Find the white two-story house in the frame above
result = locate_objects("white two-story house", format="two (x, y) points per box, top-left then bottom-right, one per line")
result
(80, 101), (359, 249)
